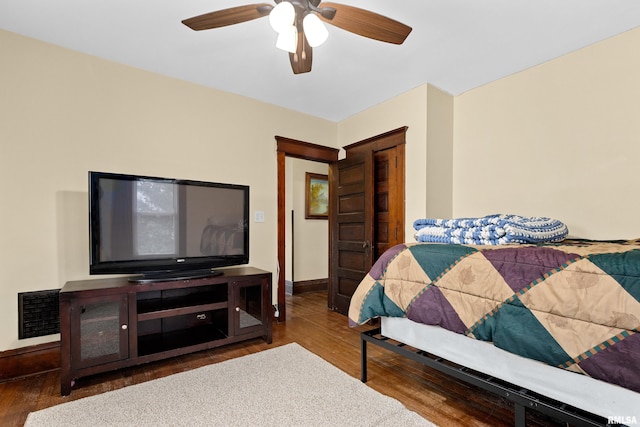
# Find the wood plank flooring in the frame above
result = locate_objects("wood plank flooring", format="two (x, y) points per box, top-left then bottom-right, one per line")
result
(0, 291), (564, 426)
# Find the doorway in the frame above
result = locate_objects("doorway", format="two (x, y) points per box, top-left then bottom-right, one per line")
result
(286, 158), (329, 295)
(276, 137), (339, 322)
(275, 128), (406, 320)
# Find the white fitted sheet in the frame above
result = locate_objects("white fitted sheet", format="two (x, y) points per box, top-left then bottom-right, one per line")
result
(381, 317), (640, 420)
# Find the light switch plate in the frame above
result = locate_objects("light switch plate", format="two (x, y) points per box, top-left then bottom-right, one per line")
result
(254, 211), (265, 223)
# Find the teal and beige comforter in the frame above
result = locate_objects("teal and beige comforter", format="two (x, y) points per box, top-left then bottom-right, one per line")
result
(349, 239), (640, 393)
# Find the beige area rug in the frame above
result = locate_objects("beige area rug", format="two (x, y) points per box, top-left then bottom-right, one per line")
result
(25, 343), (436, 426)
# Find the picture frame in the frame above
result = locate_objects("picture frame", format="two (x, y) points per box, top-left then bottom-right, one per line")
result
(305, 172), (329, 219)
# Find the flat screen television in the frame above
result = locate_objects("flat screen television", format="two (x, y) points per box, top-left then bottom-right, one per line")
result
(89, 171), (249, 282)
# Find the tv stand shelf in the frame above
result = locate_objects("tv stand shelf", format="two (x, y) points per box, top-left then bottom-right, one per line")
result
(137, 301), (229, 322)
(59, 266), (272, 396)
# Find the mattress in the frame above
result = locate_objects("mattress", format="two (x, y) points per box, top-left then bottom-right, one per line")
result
(381, 316), (640, 420)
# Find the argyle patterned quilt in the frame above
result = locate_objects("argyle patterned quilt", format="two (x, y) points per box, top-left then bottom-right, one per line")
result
(348, 239), (640, 393)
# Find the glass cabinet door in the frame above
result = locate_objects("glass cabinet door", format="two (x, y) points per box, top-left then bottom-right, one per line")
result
(234, 280), (265, 334)
(72, 294), (129, 368)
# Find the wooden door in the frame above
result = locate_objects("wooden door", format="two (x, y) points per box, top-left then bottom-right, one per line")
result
(373, 146), (405, 259)
(329, 153), (374, 315)
(328, 127), (406, 316)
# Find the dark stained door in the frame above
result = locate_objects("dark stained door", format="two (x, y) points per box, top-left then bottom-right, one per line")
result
(329, 153), (374, 315)
(373, 146), (405, 259)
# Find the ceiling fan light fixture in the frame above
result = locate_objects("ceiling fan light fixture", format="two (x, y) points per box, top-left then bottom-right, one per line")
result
(276, 25), (298, 53)
(269, 1), (295, 34)
(302, 13), (328, 47)
(181, 1), (412, 75)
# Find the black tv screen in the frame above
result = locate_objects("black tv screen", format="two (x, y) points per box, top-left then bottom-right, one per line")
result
(89, 171), (249, 280)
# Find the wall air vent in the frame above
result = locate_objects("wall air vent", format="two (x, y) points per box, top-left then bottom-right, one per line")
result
(18, 289), (60, 339)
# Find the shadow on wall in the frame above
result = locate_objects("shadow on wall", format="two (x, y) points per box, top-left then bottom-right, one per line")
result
(56, 191), (90, 284)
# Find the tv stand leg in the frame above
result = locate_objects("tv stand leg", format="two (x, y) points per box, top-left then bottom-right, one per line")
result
(514, 403), (526, 427)
(61, 378), (72, 396)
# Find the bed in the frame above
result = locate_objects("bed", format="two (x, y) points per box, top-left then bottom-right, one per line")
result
(349, 239), (640, 426)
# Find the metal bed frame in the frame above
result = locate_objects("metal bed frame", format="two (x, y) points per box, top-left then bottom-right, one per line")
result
(361, 327), (616, 427)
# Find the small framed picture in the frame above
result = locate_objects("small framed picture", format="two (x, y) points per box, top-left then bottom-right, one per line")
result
(305, 173), (329, 219)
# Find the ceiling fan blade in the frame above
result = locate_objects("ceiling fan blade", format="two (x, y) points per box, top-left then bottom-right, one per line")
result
(289, 27), (313, 74)
(317, 2), (411, 45)
(182, 4), (273, 31)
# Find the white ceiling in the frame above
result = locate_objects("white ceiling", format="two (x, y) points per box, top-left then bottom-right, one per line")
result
(2, 0), (640, 121)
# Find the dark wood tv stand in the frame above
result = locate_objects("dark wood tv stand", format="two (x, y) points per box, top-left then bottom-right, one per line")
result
(59, 266), (272, 396)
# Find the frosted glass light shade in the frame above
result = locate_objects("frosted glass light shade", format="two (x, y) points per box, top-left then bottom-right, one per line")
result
(269, 2), (295, 34)
(276, 25), (298, 53)
(303, 13), (328, 47)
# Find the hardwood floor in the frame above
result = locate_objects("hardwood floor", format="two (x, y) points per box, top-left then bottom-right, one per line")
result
(0, 291), (564, 426)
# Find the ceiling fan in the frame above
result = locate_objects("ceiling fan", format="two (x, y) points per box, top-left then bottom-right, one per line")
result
(182, 1), (412, 74)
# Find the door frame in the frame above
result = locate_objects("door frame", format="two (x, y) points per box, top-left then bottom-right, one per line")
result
(276, 136), (339, 322)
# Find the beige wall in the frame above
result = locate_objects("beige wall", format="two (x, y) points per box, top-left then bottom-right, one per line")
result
(0, 30), (337, 351)
(453, 28), (640, 239)
(426, 85), (454, 219)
